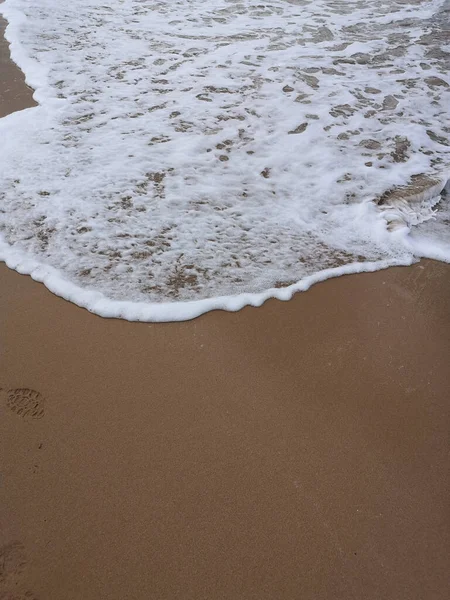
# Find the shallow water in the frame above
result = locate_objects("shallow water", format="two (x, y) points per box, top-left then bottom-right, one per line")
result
(0, 0), (449, 320)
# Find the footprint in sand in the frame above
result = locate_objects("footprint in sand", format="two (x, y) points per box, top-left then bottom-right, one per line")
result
(0, 389), (45, 420)
(0, 542), (27, 586)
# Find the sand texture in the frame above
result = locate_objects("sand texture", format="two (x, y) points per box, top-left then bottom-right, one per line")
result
(1, 8), (450, 600)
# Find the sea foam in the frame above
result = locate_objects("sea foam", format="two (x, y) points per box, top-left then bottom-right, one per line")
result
(0, 0), (449, 321)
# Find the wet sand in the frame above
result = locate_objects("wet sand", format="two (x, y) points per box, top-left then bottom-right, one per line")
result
(0, 15), (36, 118)
(1, 14), (449, 600)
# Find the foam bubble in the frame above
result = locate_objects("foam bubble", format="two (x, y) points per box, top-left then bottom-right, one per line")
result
(0, 0), (449, 321)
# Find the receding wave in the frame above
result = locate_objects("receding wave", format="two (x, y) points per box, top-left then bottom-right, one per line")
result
(0, 0), (449, 320)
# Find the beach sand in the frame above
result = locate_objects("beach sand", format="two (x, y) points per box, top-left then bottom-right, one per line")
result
(1, 15), (449, 600)
(0, 16), (36, 118)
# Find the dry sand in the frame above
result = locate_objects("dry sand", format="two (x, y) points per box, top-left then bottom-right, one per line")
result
(1, 15), (449, 600)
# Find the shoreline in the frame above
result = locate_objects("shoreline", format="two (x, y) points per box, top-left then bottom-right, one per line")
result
(1, 1), (450, 322)
(1, 7), (449, 600)
(0, 12), (36, 118)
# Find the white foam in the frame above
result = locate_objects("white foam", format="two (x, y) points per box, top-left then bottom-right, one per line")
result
(0, 0), (449, 321)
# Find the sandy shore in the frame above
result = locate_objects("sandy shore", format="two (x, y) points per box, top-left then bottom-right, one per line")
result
(1, 14), (449, 600)
(0, 15), (36, 118)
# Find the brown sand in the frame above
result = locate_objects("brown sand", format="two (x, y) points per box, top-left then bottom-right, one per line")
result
(0, 16), (36, 118)
(0, 15), (449, 600)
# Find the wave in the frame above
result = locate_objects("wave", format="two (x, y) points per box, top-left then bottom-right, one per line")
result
(0, 0), (449, 321)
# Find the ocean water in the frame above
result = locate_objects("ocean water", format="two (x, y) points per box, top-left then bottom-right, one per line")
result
(0, 0), (449, 321)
